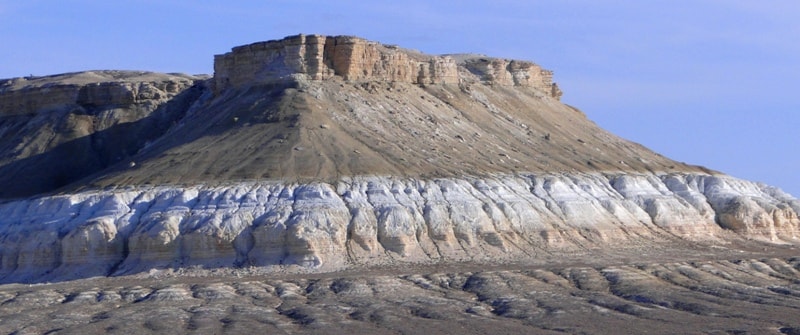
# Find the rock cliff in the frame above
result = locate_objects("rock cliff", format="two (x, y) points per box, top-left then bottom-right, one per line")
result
(0, 71), (200, 116)
(213, 34), (559, 97)
(0, 35), (797, 284)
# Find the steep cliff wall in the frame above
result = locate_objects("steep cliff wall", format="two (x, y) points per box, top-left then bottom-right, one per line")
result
(213, 34), (559, 98)
(213, 34), (458, 93)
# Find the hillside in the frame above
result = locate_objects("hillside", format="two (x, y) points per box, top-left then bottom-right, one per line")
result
(1, 35), (704, 199)
(0, 34), (799, 334)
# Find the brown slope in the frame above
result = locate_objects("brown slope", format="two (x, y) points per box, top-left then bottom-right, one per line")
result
(0, 35), (713, 197)
(85, 75), (707, 190)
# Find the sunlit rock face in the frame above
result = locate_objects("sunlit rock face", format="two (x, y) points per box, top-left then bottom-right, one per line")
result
(212, 34), (558, 96)
(0, 35), (798, 285)
(1, 172), (796, 282)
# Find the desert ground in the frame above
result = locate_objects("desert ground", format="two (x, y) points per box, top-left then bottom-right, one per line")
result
(2, 35), (799, 334)
(2, 239), (800, 334)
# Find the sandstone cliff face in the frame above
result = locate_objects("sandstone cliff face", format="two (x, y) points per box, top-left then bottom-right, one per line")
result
(213, 34), (558, 98)
(1, 172), (797, 283)
(213, 34), (458, 93)
(460, 57), (561, 98)
(0, 71), (200, 116)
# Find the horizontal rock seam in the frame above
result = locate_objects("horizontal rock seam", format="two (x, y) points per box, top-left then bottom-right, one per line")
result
(213, 34), (560, 98)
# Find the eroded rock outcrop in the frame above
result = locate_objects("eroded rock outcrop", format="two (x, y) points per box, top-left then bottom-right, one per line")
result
(0, 71), (208, 199)
(1, 172), (797, 282)
(0, 71), (200, 116)
(212, 34), (558, 98)
(1, 35), (797, 286)
(212, 34), (456, 94)
(460, 57), (561, 97)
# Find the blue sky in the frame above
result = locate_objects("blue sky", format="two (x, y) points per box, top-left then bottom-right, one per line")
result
(1, 1), (798, 196)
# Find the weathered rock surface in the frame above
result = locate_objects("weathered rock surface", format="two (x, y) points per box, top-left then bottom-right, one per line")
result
(0, 35), (691, 200)
(0, 71), (207, 198)
(0, 34), (797, 295)
(213, 34), (558, 96)
(3, 256), (800, 334)
(1, 172), (797, 283)
(0, 71), (201, 116)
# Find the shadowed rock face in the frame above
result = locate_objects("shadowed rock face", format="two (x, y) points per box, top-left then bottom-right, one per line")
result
(0, 34), (798, 295)
(0, 71), (206, 199)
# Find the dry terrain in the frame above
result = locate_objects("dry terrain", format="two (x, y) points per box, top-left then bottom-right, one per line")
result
(1, 35), (799, 334)
(2, 241), (800, 334)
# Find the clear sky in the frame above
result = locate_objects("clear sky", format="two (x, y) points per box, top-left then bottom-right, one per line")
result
(2, 1), (798, 196)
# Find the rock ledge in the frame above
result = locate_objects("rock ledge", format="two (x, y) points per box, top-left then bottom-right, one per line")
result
(213, 34), (561, 98)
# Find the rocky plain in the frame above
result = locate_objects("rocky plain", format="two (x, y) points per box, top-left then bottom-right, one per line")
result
(1, 34), (799, 334)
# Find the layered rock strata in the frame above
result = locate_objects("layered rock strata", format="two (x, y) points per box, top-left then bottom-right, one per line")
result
(0, 71), (207, 198)
(1, 172), (797, 283)
(0, 35), (798, 286)
(4, 258), (800, 334)
(213, 34), (559, 97)
(0, 36), (670, 200)
(0, 71), (200, 116)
